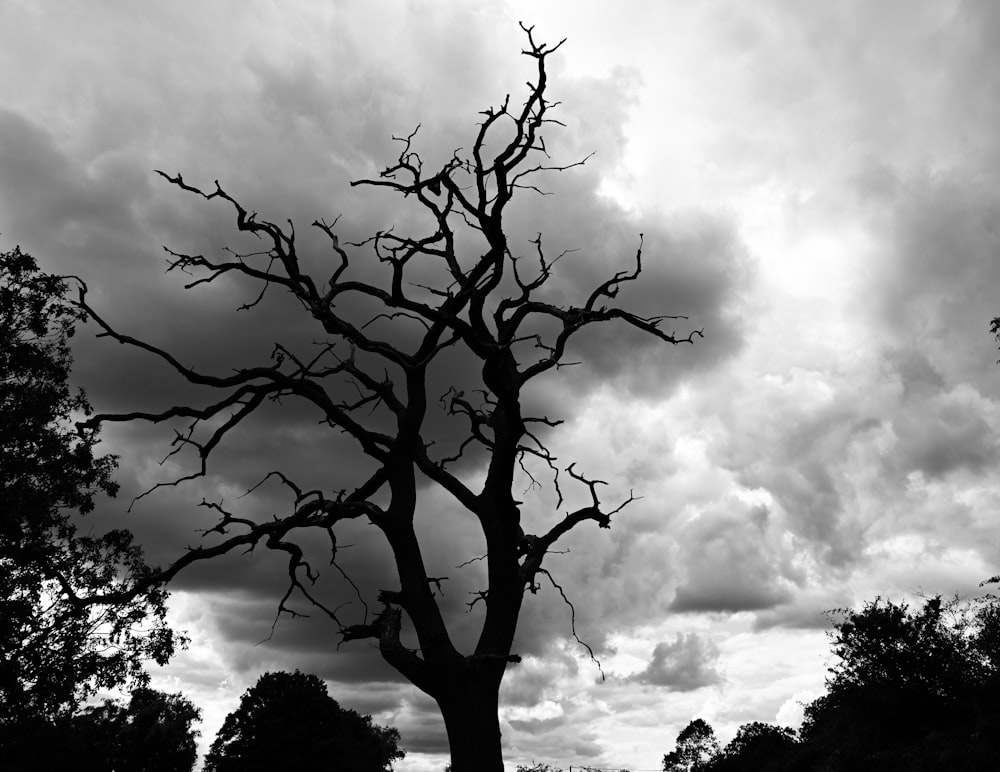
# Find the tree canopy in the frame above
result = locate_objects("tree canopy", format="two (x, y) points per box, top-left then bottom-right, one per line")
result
(708, 723), (796, 772)
(204, 670), (404, 772)
(0, 246), (180, 734)
(662, 718), (719, 772)
(72, 687), (201, 772)
(2, 686), (200, 772)
(798, 594), (1000, 770)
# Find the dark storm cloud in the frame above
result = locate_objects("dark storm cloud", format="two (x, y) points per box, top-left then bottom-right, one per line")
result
(10, 14), (743, 498)
(498, 71), (753, 398)
(507, 715), (567, 735)
(555, 218), (749, 397)
(499, 651), (579, 708)
(671, 585), (785, 615)
(506, 518), (678, 661)
(0, 4), (752, 712)
(390, 691), (450, 755)
(0, 109), (103, 232)
(751, 589), (853, 631)
(116, 482), (498, 682)
(7, 2), (907, 766)
(891, 389), (998, 480)
(700, 358), (907, 576)
(328, 681), (412, 718)
(629, 632), (722, 691)
(848, 84), (1000, 487)
(507, 725), (604, 764)
(0, 108), (153, 283)
(849, 0), (1000, 397)
(668, 502), (796, 614)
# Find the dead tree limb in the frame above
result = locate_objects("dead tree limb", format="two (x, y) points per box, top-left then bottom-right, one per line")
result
(71, 24), (701, 771)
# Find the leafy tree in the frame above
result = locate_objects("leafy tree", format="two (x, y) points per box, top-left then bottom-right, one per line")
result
(710, 722), (796, 772)
(73, 26), (700, 771)
(799, 594), (1000, 770)
(665, 594), (1000, 771)
(73, 687), (202, 772)
(204, 670), (404, 772)
(111, 687), (202, 772)
(0, 247), (180, 742)
(3, 686), (200, 772)
(664, 720), (795, 772)
(824, 595), (978, 698)
(663, 718), (720, 771)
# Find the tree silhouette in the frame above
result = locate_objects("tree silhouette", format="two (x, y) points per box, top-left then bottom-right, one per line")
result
(68, 25), (700, 771)
(710, 722), (796, 772)
(662, 718), (720, 771)
(798, 594), (1000, 770)
(2, 686), (199, 772)
(204, 670), (403, 772)
(0, 247), (179, 745)
(75, 687), (201, 772)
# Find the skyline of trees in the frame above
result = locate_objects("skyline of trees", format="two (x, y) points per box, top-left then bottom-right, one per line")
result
(661, 591), (1000, 771)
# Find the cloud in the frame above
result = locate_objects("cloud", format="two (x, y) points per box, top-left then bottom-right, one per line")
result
(751, 588), (853, 632)
(9, 1), (1000, 769)
(630, 632), (723, 691)
(507, 715), (568, 735)
(891, 386), (999, 480)
(669, 501), (798, 614)
(0, 0), (752, 710)
(0, 0), (749, 499)
(500, 651), (579, 708)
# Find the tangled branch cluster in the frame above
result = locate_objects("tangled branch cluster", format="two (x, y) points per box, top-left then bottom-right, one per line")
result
(72, 24), (701, 686)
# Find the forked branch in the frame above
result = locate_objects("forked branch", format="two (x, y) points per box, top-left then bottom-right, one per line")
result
(69, 24), (700, 699)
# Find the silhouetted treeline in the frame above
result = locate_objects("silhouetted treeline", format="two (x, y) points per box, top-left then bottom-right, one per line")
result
(1, 687), (200, 772)
(1, 672), (405, 772)
(663, 593), (1000, 771)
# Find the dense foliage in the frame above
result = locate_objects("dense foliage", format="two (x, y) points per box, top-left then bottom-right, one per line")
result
(663, 593), (1000, 771)
(662, 718), (720, 772)
(4, 687), (200, 772)
(204, 670), (405, 772)
(72, 687), (201, 772)
(0, 247), (179, 737)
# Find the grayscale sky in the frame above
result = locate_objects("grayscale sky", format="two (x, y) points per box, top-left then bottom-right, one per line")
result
(2, 1), (999, 770)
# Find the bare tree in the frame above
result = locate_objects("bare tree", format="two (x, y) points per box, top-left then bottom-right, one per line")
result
(72, 26), (701, 771)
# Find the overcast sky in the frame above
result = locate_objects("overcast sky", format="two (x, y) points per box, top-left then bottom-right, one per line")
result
(3, 1), (1000, 770)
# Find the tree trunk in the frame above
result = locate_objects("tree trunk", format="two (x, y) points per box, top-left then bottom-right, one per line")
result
(437, 678), (504, 772)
